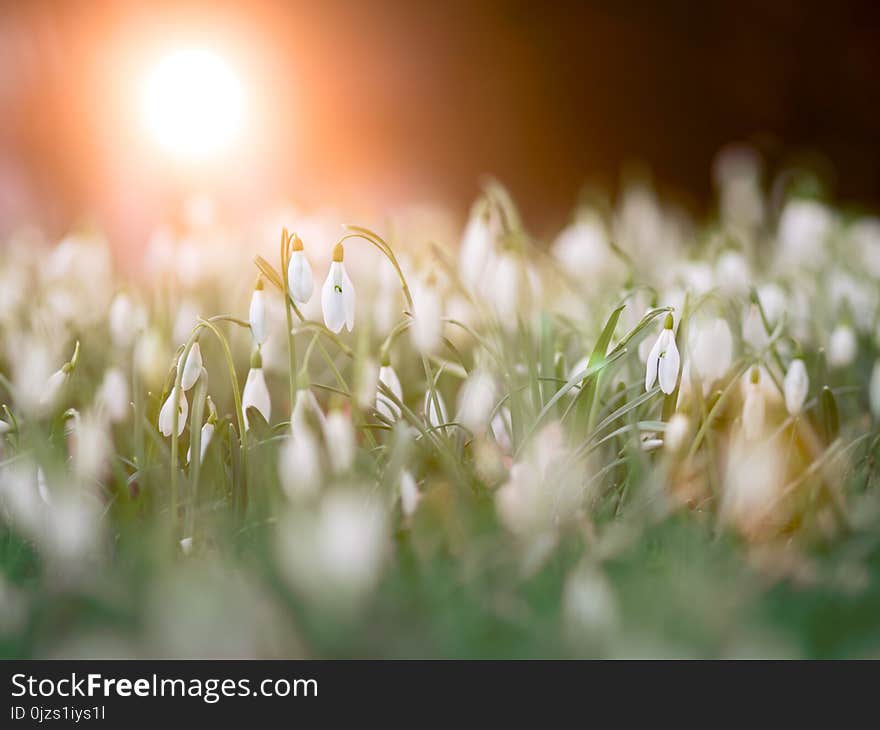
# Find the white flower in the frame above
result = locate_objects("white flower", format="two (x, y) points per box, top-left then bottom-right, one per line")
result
(424, 389), (448, 429)
(400, 470), (420, 518)
(492, 252), (522, 329)
(777, 199), (832, 267)
(870, 360), (880, 420)
(323, 410), (355, 473)
(0, 419), (11, 435)
(158, 386), (188, 437)
(783, 358), (809, 416)
(410, 278), (443, 354)
(292, 387), (327, 434)
(742, 303), (767, 350)
(287, 237), (314, 304)
(456, 369), (496, 434)
(242, 367), (271, 430)
(179, 342), (203, 391)
(279, 428), (322, 500)
(109, 292), (144, 349)
(645, 314), (680, 395)
(249, 281), (268, 345)
(187, 421), (214, 464)
(689, 317), (733, 388)
(376, 364), (403, 421)
(714, 249), (750, 296)
(742, 368), (765, 440)
(490, 407), (512, 453)
(95, 367), (129, 423)
(664, 413), (690, 453)
(828, 325), (857, 368)
(552, 216), (622, 282)
(40, 368), (69, 408)
(321, 244), (355, 333)
(459, 206), (493, 290)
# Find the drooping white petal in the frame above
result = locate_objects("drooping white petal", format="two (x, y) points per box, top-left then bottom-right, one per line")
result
(40, 369), (69, 408)
(645, 330), (665, 391)
(321, 262), (348, 334)
(249, 289), (268, 345)
(279, 429), (321, 500)
(783, 359), (809, 416)
(180, 342), (203, 391)
(658, 333), (680, 395)
(287, 250), (314, 304)
(158, 386), (188, 437)
(376, 365), (403, 421)
(400, 470), (420, 518)
(828, 325), (857, 368)
(424, 390), (448, 429)
(742, 384), (765, 440)
(456, 369), (496, 433)
(242, 367), (271, 430)
(95, 367), (130, 423)
(459, 211), (493, 290)
(323, 410), (355, 473)
(342, 265), (356, 332)
(187, 421), (215, 464)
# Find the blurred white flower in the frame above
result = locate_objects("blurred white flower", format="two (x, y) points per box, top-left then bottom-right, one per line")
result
(400, 470), (420, 518)
(645, 314), (680, 394)
(187, 420), (215, 465)
(756, 283), (787, 328)
(783, 358), (809, 416)
(40, 367), (69, 409)
(828, 324), (857, 368)
(158, 386), (188, 438)
(456, 369), (496, 434)
(563, 564), (619, 642)
(492, 252), (523, 329)
(742, 368), (765, 440)
(490, 407), (513, 453)
(287, 236), (314, 304)
(322, 410), (355, 473)
(851, 217), (880, 278)
(242, 366), (271, 430)
(292, 388), (327, 435)
(742, 303), (768, 350)
(249, 280), (268, 345)
(777, 199), (833, 268)
(552, 215), (622, 283)
(689, 317), (733, 389)
(722, 435), (785, 535)
(109, 292), (145, 349)
(459, 206), (494, 290)
(376, 364), (403, 421)
(321, 244), (356, 333)
(410, 277), (443, 354)
(73, 411), (110, 482)
(664, 413), (690, 453)
(135, 327), (169, 389)
(279, 428), (322, 500)
(714, 249), (751, 296)
(179, 342), (203, 391)
(95, 368), (129, 423)
(870, 360), (880, 420)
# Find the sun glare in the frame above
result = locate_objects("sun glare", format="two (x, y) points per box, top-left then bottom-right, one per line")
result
(142, 49), (244, 161)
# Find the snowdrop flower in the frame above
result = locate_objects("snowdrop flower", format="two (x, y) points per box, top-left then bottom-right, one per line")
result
(292, 387), (327, 434)
(39, 341), (79, 409)
(158, 386), (188, 438)
(783, 358), (809, 416)
(321, 243), (355, 333)
(552, 215), (622, 282)
(459, 204), (494, 290)
(742, 367), (765, 440)
(410, 276), (443, 354)
(714, 249), (751, 297)
(279, 427), (322, 500)
(376, 361), (403, 421)
(828, 324), (857, 368)
(0, 419), (11, 435)
(490, 407), (513, 454)
(95, 367), (129, 423)
(249, 278), (268, 346)
(241, 349), (271, 430)
(424, 389), (448, 429)
(179, 342), (203, 391)
(400, 470), (420, 518)
(689, 317), (733, 389)
(492, 252), (522, 329)
(287, 234), (314, 304)
(664, 413), (690, 453)
(323, 410), (355, 473)
(645, 314), (680, 395)
(777, 199), (833, 267)
(870, 360), (880, 420)
(456, 369), (496, 434)
(109, 292), (144, 349)
(187, 399), (216, 464)
(742, 303), (768, 350)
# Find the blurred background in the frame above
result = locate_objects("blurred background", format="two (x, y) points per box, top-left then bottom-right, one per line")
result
(1, 0), (879, 247)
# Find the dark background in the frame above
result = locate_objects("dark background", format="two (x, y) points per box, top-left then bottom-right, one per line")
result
(1, 0), (879, 239)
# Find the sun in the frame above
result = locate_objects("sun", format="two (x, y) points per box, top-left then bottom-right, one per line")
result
(142, 49), (244, 161)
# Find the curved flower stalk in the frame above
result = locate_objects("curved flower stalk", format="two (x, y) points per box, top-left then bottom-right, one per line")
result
(783, 357), (809, 416)
(321, 243), (356, 333)
(287, 234), (314, 305)
(249, 277), (268, 346)
(242, 348), (271, 430)
(645, 314), (680, 395)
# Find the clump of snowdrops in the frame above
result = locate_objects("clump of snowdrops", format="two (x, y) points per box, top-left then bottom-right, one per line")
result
(4, 151), (880, 658)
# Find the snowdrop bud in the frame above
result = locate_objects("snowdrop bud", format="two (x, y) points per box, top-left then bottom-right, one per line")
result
(321, 243), (356, 333)
(456, 369), (496, 434)
(376, 363), (403, 421)
(179, 342), (203, 391)
(242, 360), (271, 431)
(828, 324), (857, 368)
(158, 386), (188, 437)
(459, 205), (493, 290)
(645, 314), (680, 395)
(664, 413), (690, 453)
(249, 278), (268, 345)
(279, 428), (322, 500)
(323, 410), (355, 473)
(742, 367), (765, 440)
(424, 389), (448, 429)
(287, 235), (314, 304)
(783, 358), (809, 416)
(742, 303), (767, 350)
(870, 360), (880, 420)
(95, 367), (129, 423)
(400, 470), (420, 518)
